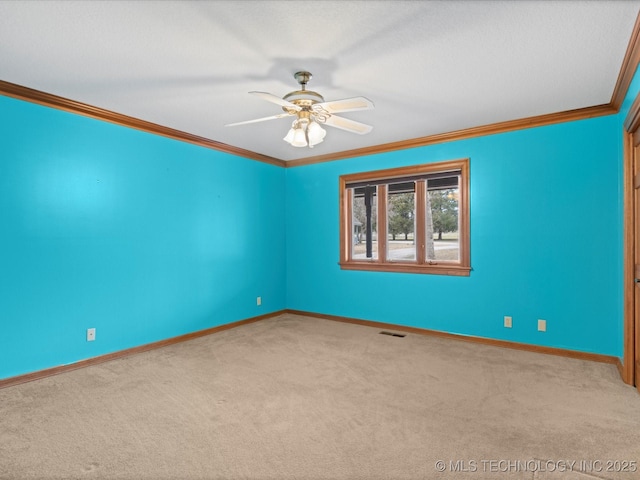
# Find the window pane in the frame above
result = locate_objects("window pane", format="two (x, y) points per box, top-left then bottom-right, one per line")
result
(340, 159), (470, 276)
(387, 183), (416, 262)
(351, 186), (378, 260)
(427, 183), (459, 262)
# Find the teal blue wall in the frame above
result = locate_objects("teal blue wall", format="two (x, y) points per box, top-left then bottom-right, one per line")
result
(0, 96), (286, 380)
(286, 115), (624, 357)
(3, 64), (640, 380)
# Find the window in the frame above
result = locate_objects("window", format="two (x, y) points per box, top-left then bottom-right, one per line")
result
(339, 159), (470, 276)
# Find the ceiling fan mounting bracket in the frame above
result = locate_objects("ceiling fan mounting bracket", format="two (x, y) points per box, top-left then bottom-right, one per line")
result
(293, 71), (312, 88)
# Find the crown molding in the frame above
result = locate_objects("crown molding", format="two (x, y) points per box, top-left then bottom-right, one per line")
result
(611, 11), (640, 110)
(0, 77), (619, 169)
(286, 104), (617, 167)
(0, 80), (286, 168)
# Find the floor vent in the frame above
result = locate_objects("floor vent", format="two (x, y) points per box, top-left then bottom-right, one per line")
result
(379, 331), (406, 338)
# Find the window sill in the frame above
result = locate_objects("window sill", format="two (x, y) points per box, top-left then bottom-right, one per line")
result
(338, 261), (471, 276)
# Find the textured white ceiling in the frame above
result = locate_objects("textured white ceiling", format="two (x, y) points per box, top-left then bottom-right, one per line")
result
(0, 0), (639, 162)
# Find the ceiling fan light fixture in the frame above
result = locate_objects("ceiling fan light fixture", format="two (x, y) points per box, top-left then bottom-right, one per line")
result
(283, 123), (297, 144)
(283, 118), (327, 148)
(285, 119), (309, 147)
(291, 129), (308, 147)
(307, 120), (326, 147)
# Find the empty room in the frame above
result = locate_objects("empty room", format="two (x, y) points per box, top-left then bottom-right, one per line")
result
(1, 1), (640, 479)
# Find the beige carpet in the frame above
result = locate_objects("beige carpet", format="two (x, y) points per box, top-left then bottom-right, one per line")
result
(1, 313), (639, 480)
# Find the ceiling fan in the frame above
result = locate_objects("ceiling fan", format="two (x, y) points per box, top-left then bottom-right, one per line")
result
(225, 71), (374, 148)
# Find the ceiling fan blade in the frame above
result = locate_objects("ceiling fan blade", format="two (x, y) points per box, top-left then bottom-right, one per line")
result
(322, 115), (373, 135)
(225, 112), (293, 127)
(314, 96), (374, 114)
(250, 91), (300, 110)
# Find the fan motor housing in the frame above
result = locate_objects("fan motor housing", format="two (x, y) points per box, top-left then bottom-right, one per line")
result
(283, 89), (324, 105)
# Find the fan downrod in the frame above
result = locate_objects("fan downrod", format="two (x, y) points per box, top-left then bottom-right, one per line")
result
(294, 71), (312, 89)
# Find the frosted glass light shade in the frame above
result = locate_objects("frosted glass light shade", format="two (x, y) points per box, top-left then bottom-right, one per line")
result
(291, 128), (308, 147)
(283, 127), (296, 144)
(283, 118), (326, 148)
(307, 121), (326, 147)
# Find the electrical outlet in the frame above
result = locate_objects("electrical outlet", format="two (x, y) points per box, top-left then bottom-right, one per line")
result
(87, 328), (96, 342)
(256, 296), (262, 306)
(537, 319), (546, 332)
(504, 316), (512, 328)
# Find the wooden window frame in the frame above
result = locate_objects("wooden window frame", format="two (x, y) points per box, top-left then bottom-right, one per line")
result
(339, 159), (471, 276)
